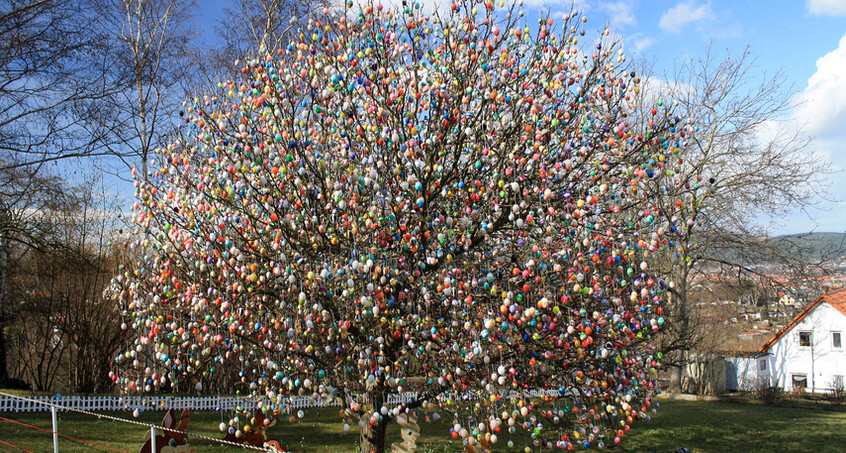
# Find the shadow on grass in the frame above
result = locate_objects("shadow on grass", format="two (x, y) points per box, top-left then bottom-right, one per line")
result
(257, 408), (469, 453)
(617, 400), (846, 453)
(2, 399), (846, 452)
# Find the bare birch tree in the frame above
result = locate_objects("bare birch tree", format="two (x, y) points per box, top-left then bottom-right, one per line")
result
(89, 0), (196, 181)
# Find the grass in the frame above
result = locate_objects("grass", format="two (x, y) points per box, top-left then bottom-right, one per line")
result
(1, 399), (845, 452)
(620, 400), (846, 452)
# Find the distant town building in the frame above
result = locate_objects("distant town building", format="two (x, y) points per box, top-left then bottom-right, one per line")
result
(778, 292), (800, 309)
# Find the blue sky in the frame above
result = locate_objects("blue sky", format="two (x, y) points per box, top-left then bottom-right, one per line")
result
(568, 0), (846, 234)
(192, 0), (846, 234)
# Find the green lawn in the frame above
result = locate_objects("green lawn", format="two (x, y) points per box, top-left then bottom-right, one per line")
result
(621, 400), (846, 452)
(1, 399), (844, 452)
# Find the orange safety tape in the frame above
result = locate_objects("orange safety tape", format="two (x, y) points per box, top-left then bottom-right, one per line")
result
(0, 438), (35, 453)
(0, 415), (130, 453)
(0, 392), (270, 451)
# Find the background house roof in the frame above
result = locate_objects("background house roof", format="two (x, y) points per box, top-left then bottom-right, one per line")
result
(759, 289), (846, 353)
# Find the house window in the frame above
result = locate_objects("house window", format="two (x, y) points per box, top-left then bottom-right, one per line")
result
(834, 332), (842, 348)
(799, 331), (812, 347)
(792, 374), (807, 390)
(759, 359), (766, 371)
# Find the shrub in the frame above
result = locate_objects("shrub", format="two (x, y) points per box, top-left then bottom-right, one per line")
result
(754, 377), (782, 405)
(828, 377), (845, 404)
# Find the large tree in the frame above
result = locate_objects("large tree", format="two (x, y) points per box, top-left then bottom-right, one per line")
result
(0, 0), (121, 169)
(640, 49), (831, 392)
(116, 2), (691, 451)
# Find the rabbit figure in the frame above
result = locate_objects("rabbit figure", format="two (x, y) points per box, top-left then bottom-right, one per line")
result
(223, 411), (278, 446)
(139, 408), (194, 453)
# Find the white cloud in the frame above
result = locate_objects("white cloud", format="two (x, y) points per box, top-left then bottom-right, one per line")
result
(633, 36), (654, 52)
(522, 0), (580, 9)
(636, 76), (696, 112)
(772, 32), (846, 234)
(659, 1), (715, 33)
(792, 32), (846, 138)
(706, 24), (743, 41)
(600, 1), (636, 27)
(807, 0), (846, 16)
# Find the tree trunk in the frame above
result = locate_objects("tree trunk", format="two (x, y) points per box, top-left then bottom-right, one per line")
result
(0, 321), (7, 385)
(668, 365), (682, 394)
(136, 75), (149, 182)
(359, 416), (389, 453)
(95, 353), (115, 393)
(359, 378), (389, 453)
(668, 272), (690, 394)
(0, 235), (8, 384)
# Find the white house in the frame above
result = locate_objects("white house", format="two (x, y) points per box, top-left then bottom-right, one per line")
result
(725, 352), (768, 392)
(756, 289), (846, 393)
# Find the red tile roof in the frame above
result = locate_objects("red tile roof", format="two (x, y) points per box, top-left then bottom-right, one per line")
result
(827, 289), (846, 316)
(759, 289), (846, 353)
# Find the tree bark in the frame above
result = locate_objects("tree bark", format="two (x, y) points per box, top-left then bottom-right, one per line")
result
(359, 379), (389, 453)
(0, 235), (8, 384)
(668, 365), (682, 393)
(666, 271), (690, 394)
(359, 416), (389, 453)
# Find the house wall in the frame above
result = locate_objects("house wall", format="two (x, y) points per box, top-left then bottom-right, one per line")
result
(725, 356), (766, 391)
(684, 354), (726, 394)
(765, 303), (846, 393)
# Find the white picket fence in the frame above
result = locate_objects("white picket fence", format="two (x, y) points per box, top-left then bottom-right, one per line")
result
(0, 389), (559, 414)
(0, 393), (419, 413)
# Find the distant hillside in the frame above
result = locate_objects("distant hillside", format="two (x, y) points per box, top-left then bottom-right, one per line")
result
(701, 232), (846, 266)
(773, 232), (846, 261)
